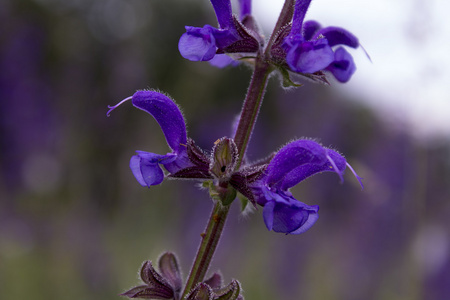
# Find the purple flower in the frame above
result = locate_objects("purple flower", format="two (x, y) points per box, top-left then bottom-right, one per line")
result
(279, 0), (359, 82)
(178, 0), (259, 63)
(108, 93), (363, 235)
(241, 139), (363, 234)
(107, 91), (195, 187)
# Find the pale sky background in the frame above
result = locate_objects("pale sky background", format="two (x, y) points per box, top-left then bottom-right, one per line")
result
(251, 0), (450, 145)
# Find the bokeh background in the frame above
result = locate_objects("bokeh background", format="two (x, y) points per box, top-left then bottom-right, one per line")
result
(1, 1), (449, 300)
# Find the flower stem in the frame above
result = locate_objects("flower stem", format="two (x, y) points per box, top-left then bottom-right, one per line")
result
(181, 202), (230, 299)
(233, 58), (270, 167)
(182, 2), (296, 296)
(234, 0), (295, 166)
(181, 59), (271, 298)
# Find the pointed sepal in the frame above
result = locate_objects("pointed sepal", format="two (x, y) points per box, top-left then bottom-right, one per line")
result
(121, 254), (184, 300)
(229, 164), (267, 206)
(120, 285), (174, 299)
(120, 261), (173, 299)
(204, 272), (223, 290)
(158, 252), (182, 296)
(214, 279), (242, 300)
(186, 283), (214, 300)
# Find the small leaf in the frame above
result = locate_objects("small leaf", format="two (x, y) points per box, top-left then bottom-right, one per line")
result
(158, 252), (182, 294)
(229, 174), (256, 206)
(277, 66), (303, 88)
(214, 280), (241, 300)
(187, 138), (210, 167)
(208, 184), (237, 206)
(169, 166), (212, 179)
(186, 283), (213, 300)
(120, 285), (174, 299)
(238, 194), (249, 212)
(299, 70), (330, 85)
(204, 272), (223, 290)
(140, 261), (154, 285)
(139, 261), (173, 295)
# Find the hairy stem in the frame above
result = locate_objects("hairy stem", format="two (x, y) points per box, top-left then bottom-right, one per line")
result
(181, 1), (296, 297)
(181, 203), (230, 298)
(181, 58), (271, 298)
(233, 58), (270, 167)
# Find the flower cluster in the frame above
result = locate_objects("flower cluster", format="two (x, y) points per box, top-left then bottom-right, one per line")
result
(108, 90), (362, 235)
(111, 0), (366, 298)
(178, 0), (360, 82)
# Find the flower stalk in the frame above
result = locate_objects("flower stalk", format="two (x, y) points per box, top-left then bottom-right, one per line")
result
(181, 2), (299, 296)
(180, 59), (272, 298)
(181, 202), (230, 299)
(233, 59), (270, 167)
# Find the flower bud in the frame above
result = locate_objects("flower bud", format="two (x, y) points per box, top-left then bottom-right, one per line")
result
(209, 137), (238, 180)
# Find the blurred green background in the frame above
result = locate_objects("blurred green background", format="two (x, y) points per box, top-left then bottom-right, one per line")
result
(1, 1), (449, 300)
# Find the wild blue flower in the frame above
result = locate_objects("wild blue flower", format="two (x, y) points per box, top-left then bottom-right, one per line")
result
(232, 139), (363, 234)
(277, 0), (360, 82)
(178, 0), (260, 63)
(107, 91), (197, 187)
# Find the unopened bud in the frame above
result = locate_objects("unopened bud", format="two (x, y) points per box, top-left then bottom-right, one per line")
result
(209, 137), (238, 180)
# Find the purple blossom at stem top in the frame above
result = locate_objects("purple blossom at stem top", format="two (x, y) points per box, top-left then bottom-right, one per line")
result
(231, 139), (363, 234)
(275, 0), (360, 82)
(178, 0), (260, 63)
(178, 0), (362, 83)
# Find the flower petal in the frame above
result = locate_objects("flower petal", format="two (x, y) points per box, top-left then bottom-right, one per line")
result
(314, 26), (359, 48)
(178, 26), (217, 61)
(238, 0), (252, 19)
(263, 197), (319, 234)
(130, 153), (167, 187)
(130, 155), (149, 187)
(326, 47), (356, 83)
(211, 0), (234, 29)
(279, 148), (347, 190)
(208, 54), (239, 68)
(286, 38), (334, 73)
(303, 20), (321, 40)
(265, 140), (329, 188)
(288, 204), (319, 234)
(262, 201), (275, 231)
(291, 0), (313, 35)
(131, 91), (187, 154)
(163, 151), (193, 174)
